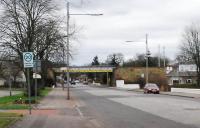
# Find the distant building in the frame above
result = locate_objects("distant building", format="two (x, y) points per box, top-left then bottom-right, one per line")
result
(178, 64), (196, 72)
(0, 78), (6, 86)
(166, 64), (197, 85)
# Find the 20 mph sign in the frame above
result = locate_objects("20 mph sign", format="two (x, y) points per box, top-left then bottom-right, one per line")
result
(23, 52), (34, 68)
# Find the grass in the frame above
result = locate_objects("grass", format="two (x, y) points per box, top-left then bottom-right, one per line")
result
(0, 87), (52, 110)
(40, 87), (52, 97)
(0, 112), (23, 128)
(0, 112), (23, 117)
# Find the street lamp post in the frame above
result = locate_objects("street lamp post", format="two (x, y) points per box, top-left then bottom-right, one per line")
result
(35, 40), (39, 104)
(145, 34), (150, 84)
(66, 2), (70, 100)
(126, 34), (150, 84)
(65, 2), (102, 100)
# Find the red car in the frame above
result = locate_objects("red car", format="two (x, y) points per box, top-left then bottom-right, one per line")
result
(144, 83), (160, 94)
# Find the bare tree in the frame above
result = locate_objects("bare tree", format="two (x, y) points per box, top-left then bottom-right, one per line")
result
(180, 24), (200, 86)
(106, 53), (124, 66)
(0, 0), (67, 95)
(92, 56), (100, 66)
(0, 0), (65, 61)
(0, 52), (9, 79)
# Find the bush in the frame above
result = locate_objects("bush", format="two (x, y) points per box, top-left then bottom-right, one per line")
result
(115, 67), (170, 91)
(24, 99), (36, 104)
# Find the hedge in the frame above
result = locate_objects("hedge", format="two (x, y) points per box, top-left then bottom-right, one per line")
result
(172, 84), (200, 89)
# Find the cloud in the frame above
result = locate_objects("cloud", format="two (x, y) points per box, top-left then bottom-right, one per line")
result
(53, 0), (200, 65)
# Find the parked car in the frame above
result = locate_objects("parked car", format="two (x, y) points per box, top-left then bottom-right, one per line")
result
(75, 80), (80, 83)
(144, 83), (160, 94)
(83, 81), (88, 85)
(70, 81), (76, 85)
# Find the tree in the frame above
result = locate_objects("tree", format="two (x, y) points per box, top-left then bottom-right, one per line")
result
(106, 53), (124, 66)
(0, 51), (8, 78)
(135, 54), (146, 67)
(123, 54), (169, 67)
(91, 56), (100, 66)
(180, 24), (200, 86)
(0, 0), (66, 95)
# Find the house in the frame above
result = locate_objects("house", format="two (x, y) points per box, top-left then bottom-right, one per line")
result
(0, 78), (6, 86)
(166, 64), (197, 85)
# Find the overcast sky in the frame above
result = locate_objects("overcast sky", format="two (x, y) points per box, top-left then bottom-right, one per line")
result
(55, 0), (200, 66)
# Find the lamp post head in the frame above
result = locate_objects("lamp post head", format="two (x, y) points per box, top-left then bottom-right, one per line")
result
(91, 14), (103, 16)
(125, 41), (134, 43)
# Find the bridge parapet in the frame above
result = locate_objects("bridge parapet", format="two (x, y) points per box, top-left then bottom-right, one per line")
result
(53, 66), (115, 73)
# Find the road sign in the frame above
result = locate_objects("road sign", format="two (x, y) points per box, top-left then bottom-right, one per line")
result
(23, 52), (33, 68)
(33, 60), (41, 72)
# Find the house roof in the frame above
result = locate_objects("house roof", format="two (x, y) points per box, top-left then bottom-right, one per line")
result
(166, 70), (196, 77)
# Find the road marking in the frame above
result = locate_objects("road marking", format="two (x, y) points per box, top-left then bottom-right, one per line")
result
(75, 105), (84, 118)
(89, 119), (102, 128)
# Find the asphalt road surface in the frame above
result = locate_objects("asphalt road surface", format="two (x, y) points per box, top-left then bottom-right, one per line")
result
(10, 84), (200, 128)
(72, 85), (200, 128)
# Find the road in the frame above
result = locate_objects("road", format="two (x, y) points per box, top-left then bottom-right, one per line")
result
(10, 84), (200, 128)
(72, 84), (200, 128)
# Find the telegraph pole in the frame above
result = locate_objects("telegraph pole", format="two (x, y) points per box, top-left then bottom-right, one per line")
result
(62, 45), (65, 91)
(145, 34), (149, 84)
(163, 46), (166, 68)
(66, 2), (70, 100)
(158, 44), (161, 67)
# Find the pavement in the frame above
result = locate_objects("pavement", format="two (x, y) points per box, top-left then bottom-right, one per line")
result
(9, 88), (102, 128)
(111, 87), (200, 98)
(160, 91), (200, 98)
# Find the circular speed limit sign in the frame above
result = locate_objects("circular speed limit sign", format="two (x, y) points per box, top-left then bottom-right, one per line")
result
(23, 52), (33, 68)
(24, 53), (33, 62)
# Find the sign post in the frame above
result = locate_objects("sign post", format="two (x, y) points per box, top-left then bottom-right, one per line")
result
(33, 60), (41, 104)
(23, 52), (33, 115)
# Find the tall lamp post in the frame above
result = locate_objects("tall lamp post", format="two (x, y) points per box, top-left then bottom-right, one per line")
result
(65, 2), (103, 100)
(126, 34), (151, 84)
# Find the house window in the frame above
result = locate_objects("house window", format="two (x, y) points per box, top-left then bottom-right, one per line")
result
(173, 80), (179, 84)
(186, 79), (192, 84)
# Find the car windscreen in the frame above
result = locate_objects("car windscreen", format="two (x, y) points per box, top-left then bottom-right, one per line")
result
(147, 84), (158, 88)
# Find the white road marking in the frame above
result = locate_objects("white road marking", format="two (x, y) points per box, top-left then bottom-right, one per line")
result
(75, 105), (84, 118)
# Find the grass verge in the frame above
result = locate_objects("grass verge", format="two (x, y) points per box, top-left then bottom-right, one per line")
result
(0, 112), (23, 128)
(0, 87), (52, 110)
